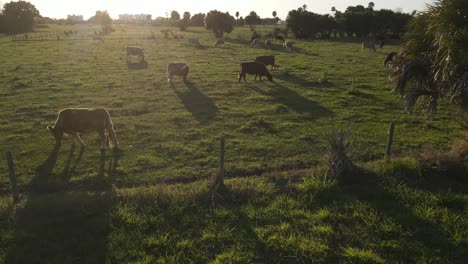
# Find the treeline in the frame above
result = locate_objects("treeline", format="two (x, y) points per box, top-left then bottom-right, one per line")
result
(287, 3), (414, 39)
(0, 1), (40, 34)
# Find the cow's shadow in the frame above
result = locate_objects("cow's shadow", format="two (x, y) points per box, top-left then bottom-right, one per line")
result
(6, 144), (115, 263)
(172, 81), (219, 123)
(247, 82), (332, 119)
(127, 60), (148, 70)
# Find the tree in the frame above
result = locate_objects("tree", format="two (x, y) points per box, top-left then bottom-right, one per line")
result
(190, 13), (205, 27)
(389, 0), (468, 113)
(245, 11), (261, 30)
(235, 11), (239, 19)
(171, 10), (180, 21)
(205, 10), (235, 38)
(179, 11), (190, 31)
(89, 10), (112, 33)
(368, 2), (375, 10)
(272, 11), (277, 18)
(0, 0), (40, 34)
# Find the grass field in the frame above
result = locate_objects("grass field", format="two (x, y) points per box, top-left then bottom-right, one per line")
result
(0, 25), (467, 263)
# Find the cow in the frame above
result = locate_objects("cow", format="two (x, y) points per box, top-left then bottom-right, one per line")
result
(214, 38), (225, 47)
(362, 41), (376, 52)
(275, 35), (285, 42)
(284, 41), (293, 52)
(126, 46), (145, 63)
(251, 38), (261, 48)
(167, 63), (189, 88)
(255, 56), (275, 70)
(47, 108), (119, 150)
(265, 39), (272, 48)
(380, 41), (385, 49)
(239, 62), (273, 83)
(187, 38), (201, 46)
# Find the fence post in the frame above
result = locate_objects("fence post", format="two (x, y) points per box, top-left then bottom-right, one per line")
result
(385, 122), (395, 158)
(5, 151), (19, 202)
(218, 134), (226, 187)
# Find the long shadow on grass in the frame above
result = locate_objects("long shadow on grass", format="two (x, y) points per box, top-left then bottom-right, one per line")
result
(127, 60), (148, 70)
(247, 82), (332, 119)
(6, 144), (116, 263)
(172, 81), (218, 123)
(329, 170), (467, 263)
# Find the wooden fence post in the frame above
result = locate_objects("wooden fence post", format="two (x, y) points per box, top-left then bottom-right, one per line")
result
(385, 122), (395, 158)
(5, 151), (19, 202)
(218, 134), (226, 187)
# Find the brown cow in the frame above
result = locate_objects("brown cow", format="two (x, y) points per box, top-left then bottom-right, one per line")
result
(239, 62), (273, 82)
(47, 108), (119, 149)
(255, 56), (276, 70)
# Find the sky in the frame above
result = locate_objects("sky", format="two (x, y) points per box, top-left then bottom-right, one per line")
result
(1, 0), (435, 19)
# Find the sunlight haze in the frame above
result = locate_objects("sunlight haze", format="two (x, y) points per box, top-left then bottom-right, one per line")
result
(2, 0), (434, 19)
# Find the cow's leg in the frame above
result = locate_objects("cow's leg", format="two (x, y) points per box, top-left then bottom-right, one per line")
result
(98, 130), (106, 150)
(71, 131), (85, 147)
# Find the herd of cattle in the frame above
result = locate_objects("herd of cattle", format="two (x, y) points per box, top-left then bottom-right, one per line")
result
(48, 36), (392, 149)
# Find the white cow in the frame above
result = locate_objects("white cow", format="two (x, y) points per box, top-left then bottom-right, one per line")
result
(251, 38), (261, 48)
(284, 41), (293, 52)
(167, 63), (189, 88)
(362, 41), (376, 52)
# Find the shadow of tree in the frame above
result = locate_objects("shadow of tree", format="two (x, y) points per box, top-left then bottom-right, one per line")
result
(173, 81), (219, 123)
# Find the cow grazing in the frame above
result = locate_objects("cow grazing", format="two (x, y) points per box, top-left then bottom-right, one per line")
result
(167, 63), (189, 87)
(380, 41), (385, 49)
(187, 38), (201, 46)
(255, 56), (275, 70)
(239, 62), (273, 82)
(47, 108), (119, 150)
(284, 41), (293, 52)
(265, 39), (272, 48)
(275, 35), (285, 42)
(214, 38), (225, 47)
(362, 41), (376, 52)
(126, 46), (145, 62)
(251, 38), (260, 48)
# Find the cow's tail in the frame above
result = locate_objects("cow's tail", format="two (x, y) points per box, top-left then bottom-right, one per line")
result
(105, 112), (119, 148)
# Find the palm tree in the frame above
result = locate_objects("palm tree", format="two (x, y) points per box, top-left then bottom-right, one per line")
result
(388, 0), (468, 113)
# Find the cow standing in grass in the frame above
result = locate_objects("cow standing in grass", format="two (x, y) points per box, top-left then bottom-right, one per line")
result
(239, 62), (273, 82)
(362, 41), (376, 52)
(187, 38), (201, 46)
(168, 63), (190, 88)
(214, 38), (224, 47)
(47, 108), (119, 150)
(284, 41), (293, 52)
(255, 56), (275, 70)
(275, 35), (285, 42)
(265, 39), (272, 48)
(126, 46), (145, 63)
(251, 38), (260, 48)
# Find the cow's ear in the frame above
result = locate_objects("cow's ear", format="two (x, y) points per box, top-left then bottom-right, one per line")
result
(47, 124), (54, 131)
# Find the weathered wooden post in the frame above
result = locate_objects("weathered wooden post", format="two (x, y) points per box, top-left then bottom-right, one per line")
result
(5, 151), (19, 202)
(218, 134), (226, 187)
(385, 122), (395, 158)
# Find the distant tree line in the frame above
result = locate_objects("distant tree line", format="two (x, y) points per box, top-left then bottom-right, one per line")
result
(287, 3), (414, 39)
